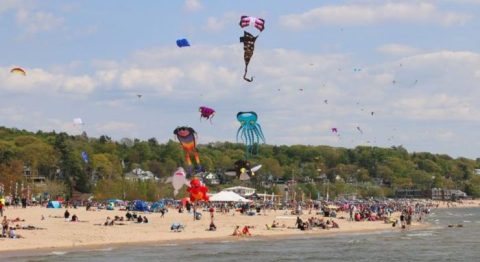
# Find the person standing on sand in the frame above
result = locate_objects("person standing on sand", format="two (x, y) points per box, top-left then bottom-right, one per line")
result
(2, 216), (9, 237)
(0, 201), (4, 217)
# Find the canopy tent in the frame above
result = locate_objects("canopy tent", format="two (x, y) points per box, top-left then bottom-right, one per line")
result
(132, 200), (149, 212)
(47, 201), (61, 208)
(209, 191), (252, 202)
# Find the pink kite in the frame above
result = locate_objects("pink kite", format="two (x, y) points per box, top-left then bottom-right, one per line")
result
(199, 106), (215, 123)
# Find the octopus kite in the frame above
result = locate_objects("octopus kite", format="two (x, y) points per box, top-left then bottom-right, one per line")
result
(239, 16), (265, 82)
(236, 111), (266, 156)
(199, 106), (215, 123)
(173, 126), (201, 170)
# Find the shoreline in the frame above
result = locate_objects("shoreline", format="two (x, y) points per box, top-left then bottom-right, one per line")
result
(0, 201), (477, 256)
(0, 220), (432, 258)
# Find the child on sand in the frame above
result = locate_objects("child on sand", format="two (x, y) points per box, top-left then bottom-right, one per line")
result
(232, 226), (241, 236)
(242, 226), (252, 236)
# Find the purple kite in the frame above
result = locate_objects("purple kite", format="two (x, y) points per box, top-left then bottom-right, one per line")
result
(331, 128), (338, 133)
(199, 106), (215, 123)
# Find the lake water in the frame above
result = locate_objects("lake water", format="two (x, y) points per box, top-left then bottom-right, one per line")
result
(6, 207), (480, 262)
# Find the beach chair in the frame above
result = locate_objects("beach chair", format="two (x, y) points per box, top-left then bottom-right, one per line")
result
(171, 223), (185, 232)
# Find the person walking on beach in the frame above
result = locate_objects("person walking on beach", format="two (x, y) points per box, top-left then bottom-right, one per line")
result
(0, 201), (4, 217)
(2, 216), (9, 237)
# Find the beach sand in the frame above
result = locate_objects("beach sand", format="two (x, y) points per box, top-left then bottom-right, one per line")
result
(1, 200), (477, 254)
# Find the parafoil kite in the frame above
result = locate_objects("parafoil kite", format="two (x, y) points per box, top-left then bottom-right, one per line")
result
(176, 38), (190, 48)
(199, 106), (215, 123)
(236, 111), (265, 156)
(173, 126), (201, 169)
(10, 67), (26, 76)
(187, 178), (209, 202)
(239, 15), (265, 82)
(331, 128), (338, 133)
(172, 167), (189, 196)
(73, 118), (84, 126)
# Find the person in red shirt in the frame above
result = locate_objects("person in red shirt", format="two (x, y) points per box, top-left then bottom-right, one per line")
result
(242, 226), (252, 236)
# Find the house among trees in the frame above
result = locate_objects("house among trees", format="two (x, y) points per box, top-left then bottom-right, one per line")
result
(124, 168), (159, 182)
(431, 188), (468, 200)
(201, 172), (220, 185)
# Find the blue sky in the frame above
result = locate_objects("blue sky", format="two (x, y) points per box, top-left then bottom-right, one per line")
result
(1, 0), (480, 158)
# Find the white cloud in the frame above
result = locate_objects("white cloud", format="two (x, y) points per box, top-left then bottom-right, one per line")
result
(0, 67), (97, 94)
(280, 2), (471, 30)
(16, 9), (64, 33)
(203, 12), (237, 32)
(184, 0), (202, 12)
(95, 121), (137, 133)
(377, 44), (421, 56)
(119, 67), (184, 94)
(0, 0), (24, 13)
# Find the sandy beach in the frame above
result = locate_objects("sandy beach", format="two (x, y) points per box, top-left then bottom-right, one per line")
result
(4, 201), (473, 254)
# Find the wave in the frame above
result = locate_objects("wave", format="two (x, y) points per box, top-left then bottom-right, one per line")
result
(51, 251), (68, 256)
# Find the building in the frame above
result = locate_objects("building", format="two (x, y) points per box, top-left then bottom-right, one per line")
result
(395, 188), (427, 198)
(202, 172), (220, 185)
(431, 188), (468, 200)
(223, 186), (256, 197)
(124, 168), (159, 182)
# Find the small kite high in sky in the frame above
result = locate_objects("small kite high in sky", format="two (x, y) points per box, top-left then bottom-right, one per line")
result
(73, 118), (84, 126)
(10, 67), (26, 76)
(239, 15), (265, 82)
(356, 126), (363, 134)
(331, 128), (338, 133)
(176, 38), (190, 47)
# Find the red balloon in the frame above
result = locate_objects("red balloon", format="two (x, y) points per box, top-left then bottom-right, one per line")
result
(187, 178), (209, 202)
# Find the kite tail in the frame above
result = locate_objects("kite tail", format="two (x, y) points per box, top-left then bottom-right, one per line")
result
(174, 189), (179, 196)
(184, 151), (192, 166)
(193, 150), (200, 165)
(236, 127), (242, 142)
(243, 67), (253, 82)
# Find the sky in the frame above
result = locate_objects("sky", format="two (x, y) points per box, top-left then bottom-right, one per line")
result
(1, 0), (480, 158)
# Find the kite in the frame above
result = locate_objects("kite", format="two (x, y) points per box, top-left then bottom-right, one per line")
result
(187, 178), (209, 202)
(236, 111), (265, 156)
(73, 118), (84, 126)
(356, 126), (363, 134)
(171, 167), (189, 196)
(324, 100), (328, 104)
(225, 160), (262, 181)
(371, 111), (374, 116)
(199, 106), (215, 123)
(10, 67), (26, 76)
(173, 126), (201, 170)
(353, 68), (362, 72)
(239, 15), (265, 82)
(331, 128), (338, 133)
(81, 151), (89, 164)
(176, 38), (190, 47)
(136, 94), (142, 99)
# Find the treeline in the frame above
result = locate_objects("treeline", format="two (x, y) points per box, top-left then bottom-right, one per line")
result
(0, 126), (479, 200)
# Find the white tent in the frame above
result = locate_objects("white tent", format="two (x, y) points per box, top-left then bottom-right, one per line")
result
(209, 191), (252, 202)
